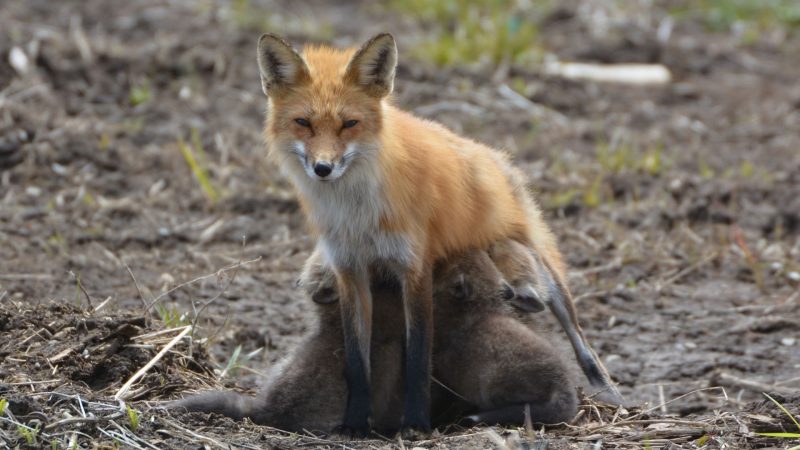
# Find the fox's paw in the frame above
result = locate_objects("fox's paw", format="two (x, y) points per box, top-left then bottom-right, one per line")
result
(297, 265), (338, 304)
(400, 425), (431, 441)
(332, 422), (370, 439)
(400, 411), (431, 440)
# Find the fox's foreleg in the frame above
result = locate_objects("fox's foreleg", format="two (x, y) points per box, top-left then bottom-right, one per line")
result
(400, 263), (434, 434)
(335, 266), (373, 435)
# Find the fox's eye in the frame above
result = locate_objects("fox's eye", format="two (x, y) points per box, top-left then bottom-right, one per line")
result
(343, 119), (359, 129)
(294, 118), (311, 127)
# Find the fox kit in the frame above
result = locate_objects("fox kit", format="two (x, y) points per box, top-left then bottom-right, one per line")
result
(431, 249), (578, 425)
(172, 281), (406, 432)
(257, 33), (536, 433)
(174, 251), (575, 430)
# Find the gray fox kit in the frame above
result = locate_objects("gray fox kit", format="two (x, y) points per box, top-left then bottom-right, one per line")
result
(431, 248), (578, 425)
(173, 249), (576, 430)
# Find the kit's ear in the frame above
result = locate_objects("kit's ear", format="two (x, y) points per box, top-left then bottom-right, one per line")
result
(344, 33), (397, 98)
(257, 33), (310, 96)
(450, 273), (471, 300)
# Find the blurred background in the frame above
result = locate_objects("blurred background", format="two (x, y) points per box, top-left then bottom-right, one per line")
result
(1, 0), (799, 418)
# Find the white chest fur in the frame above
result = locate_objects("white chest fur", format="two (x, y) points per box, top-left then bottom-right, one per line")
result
(292, 161), (415, 271)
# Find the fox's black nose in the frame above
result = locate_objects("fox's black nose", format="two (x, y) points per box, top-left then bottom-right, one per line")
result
(314, 161), (333, 177)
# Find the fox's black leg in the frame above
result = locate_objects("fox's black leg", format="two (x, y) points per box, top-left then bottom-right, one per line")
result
(401, 267), (433, 435)
(538, 256), (624, 405)
(335, 268), (373, 436)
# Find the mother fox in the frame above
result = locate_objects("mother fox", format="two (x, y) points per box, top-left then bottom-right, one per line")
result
(258, 32), (550, 435)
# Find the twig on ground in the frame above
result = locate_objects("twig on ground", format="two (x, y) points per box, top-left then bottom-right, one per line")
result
(496, 84), (568, 125)
(0, 273), (53, 280)
(657, 252), (718, 291)
(69, 271), (94, 311)
(713, 372), (796, 396)
(190, 238), (251, 338)
(115, 325), (192, 400)
(125, 265), (151, 317)
(415, 101), (486, 117)
(576, 258), (623, 277)
(573, 290), (608, 304)
(145, 256), (261, 314)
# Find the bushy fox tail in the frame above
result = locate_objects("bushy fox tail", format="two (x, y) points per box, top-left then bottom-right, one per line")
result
(169, 391), (260, 421)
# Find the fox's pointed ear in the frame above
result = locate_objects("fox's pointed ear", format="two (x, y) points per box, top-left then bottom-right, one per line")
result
(257, 33), (310, 97)
(344, 33), (397, 98)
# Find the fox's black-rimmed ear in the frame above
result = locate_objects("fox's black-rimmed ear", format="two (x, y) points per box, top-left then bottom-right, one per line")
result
(257, 33), (310, 97)
(344, 33), (397, 98)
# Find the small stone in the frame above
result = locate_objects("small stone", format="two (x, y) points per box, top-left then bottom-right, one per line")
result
(9, 46), (29, 75)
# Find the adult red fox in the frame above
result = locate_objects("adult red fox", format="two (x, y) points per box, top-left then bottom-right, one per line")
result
(256, 32), (617, 434)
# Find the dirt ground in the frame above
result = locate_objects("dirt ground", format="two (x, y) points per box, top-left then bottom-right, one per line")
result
(1, 0), (799, 448)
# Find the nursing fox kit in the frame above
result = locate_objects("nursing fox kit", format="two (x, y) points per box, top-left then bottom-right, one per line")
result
(258, 32), (619, 434)
(174, 249), (578, 431)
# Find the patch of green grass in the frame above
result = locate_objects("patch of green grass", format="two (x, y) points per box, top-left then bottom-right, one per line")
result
(219, 345), (262, 379)
(596, 140), (636, 174)
(126, 404), (140, 431)
(18, 423), (39, 446)
(98, 132), (111, 151)
(756, 393), (800, 442)
(177, 128), (220, 205)
(229, 0), (272, 31)
(582, 175), (604, 208)
(154, 303), (191, 328)
(755, 394), (800, 450)
(672, 0), (800, 34)
(641, 145), (664, 176)
(697, 157), (716, 179)
(596, 140), (669, 176)
(45, 232), (69, 257)
(118, 116), (145, 135)
(218, 0), (333, 40)
(390, 0), (550, 67)
(543, 188), (579, 210)
(129, 80), (151, 107)
(739, 160), (755, 178)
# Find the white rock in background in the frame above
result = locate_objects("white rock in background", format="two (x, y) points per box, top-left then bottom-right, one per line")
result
(545, 60), (672, 85)
(9, 46), (29, 75)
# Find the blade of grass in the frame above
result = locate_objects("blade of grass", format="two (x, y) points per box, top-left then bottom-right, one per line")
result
(756, 432), (800, 437)
(177, 136), (218, 204)
(763, 392), (800, 431)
